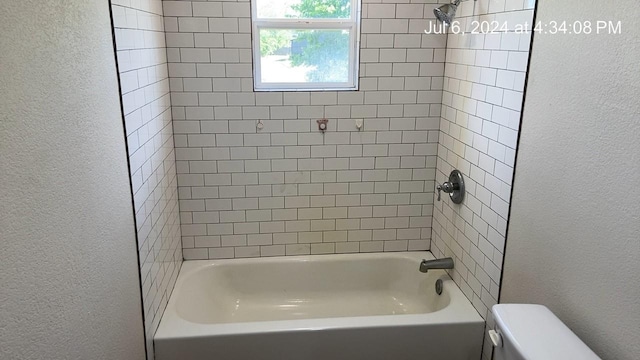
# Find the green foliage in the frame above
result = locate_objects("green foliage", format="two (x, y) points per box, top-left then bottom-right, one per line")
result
(260, 29), (289, 56)
(291, 0), (351, 18)
(290, 30), (349, 82)
(289, 0), (352, 82)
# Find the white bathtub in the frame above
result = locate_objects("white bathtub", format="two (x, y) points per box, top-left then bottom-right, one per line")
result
(154, 252), (484, 360)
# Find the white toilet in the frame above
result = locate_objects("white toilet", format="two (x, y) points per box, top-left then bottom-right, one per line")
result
(490, 304), (601, 360)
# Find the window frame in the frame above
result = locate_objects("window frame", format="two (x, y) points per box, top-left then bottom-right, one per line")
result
(251, 0), (361, 92)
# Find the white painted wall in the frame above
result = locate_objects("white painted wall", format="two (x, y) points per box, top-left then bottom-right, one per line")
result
(0, 1), (146, 359)
(500, 1), (640, 359)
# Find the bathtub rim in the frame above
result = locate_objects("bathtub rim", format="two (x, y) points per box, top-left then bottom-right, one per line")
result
(155, 251), (484, 341)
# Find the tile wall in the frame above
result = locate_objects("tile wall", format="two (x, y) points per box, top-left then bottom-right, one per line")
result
(111, 1), (183, 358)
(163, 0), (449, 260)
(428, 0), (535, 358)
(107, 0), (536, 356)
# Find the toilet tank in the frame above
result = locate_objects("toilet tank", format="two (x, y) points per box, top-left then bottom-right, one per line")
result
(490, 304), (601, 360)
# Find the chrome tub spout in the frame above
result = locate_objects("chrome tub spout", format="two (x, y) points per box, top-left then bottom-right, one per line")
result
(419, 257), (454, 273)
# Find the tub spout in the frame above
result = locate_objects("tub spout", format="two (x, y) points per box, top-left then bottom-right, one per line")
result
(419, 257), (454, 273)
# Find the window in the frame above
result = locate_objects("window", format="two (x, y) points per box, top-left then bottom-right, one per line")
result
(251, 0), (360, 91)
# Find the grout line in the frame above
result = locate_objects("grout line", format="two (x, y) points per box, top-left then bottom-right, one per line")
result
(107, 1), (149, 359)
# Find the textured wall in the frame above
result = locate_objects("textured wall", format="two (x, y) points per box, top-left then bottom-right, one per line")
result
(501, 1), (640, 359)
(111, 0), (183, 357)
(164, 0), (448, 259)
(0, 1), (145, 359)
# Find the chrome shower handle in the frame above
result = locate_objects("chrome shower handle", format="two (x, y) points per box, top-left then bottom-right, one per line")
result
(436, 170), (465, 204)
(436, 181), (458, 201)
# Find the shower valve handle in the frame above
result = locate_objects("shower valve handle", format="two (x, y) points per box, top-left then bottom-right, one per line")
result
(436, 181), (458, 201)
(436, 170), (465, 204)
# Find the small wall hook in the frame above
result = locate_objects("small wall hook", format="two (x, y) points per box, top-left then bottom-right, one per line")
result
(317, 118), (328, 133)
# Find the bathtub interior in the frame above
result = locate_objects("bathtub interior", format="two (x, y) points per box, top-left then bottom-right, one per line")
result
(174, 253), (451, 324)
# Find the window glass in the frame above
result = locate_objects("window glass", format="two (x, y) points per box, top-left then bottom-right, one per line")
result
(259, 29), (351, 84)
(256, 0), (351, 19)
(252, 0), (360, 91)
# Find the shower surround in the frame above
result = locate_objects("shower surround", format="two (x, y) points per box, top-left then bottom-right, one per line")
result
(165, 0), (448, 259)
(428, 0), (536, 358)
(108, 0), (535, 356)
(111, 0), (183, 358)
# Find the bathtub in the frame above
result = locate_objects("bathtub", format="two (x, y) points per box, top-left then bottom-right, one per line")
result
(154, 252), (484, 360)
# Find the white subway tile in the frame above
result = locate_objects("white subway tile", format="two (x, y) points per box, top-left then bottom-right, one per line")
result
(178, 17), (208, 33)
(192, 2), (222, 17)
